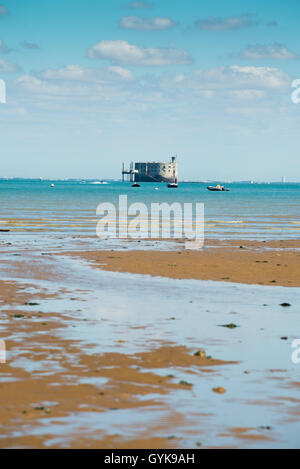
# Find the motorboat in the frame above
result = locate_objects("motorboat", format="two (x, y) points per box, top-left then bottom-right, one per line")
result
(207, 184), (230, 192)
(167, 177), (178, 188)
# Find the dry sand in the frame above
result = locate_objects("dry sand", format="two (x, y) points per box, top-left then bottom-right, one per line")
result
(63, 239), (300, 287)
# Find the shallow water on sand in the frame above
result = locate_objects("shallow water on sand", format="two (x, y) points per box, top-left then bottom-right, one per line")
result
(1, 238), (300, 448)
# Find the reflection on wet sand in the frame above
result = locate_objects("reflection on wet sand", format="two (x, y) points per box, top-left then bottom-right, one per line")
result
(0, 278), (237, 449)
(0, 237), (300, 448)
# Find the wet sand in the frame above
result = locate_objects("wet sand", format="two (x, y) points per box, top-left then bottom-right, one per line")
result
(63, 239), (300, 287)
(0, 277), (237, 449)
(1, 238), (300, 448)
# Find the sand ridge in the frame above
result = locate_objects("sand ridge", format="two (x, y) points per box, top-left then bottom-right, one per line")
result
(62, 239), (300, 287)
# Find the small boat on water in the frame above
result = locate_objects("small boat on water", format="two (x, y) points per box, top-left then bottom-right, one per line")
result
(167, 177), (178, 189)
(132, 182), (141, 187)
(207, 184), (230, 192)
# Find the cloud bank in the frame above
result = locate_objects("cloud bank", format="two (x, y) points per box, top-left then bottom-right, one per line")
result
(15, 64), (290, 110)
(195, 14), (255, 31)
(87, 40), (193, 66)
(167, 65), (290, 92)
(41, 64), (135, 82)
(238, 43), (298, 60)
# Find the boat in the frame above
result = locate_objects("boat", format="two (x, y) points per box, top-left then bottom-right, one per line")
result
(207, 184), (230, 192)
(167, 177), (178, 189)
(132, 183), (141, 187)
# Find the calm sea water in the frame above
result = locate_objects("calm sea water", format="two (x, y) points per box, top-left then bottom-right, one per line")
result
(0, 179), (300, 240)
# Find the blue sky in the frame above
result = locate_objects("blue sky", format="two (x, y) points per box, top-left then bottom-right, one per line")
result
(0, 0), (300, 180)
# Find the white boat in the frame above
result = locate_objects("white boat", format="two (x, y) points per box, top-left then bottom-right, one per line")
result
(167, 177), (178, 188)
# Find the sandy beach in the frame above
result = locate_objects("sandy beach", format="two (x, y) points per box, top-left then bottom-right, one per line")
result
(63, 239), (300, 287)
(1, 237), (300, 448)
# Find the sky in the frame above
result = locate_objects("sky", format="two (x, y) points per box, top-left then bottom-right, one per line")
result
(0, 0), (300, 180)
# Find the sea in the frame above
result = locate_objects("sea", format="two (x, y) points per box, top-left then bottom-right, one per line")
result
(0, 179), (299, 242)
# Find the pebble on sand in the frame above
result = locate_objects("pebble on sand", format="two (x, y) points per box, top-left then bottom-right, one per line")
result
(212, 387), (226, 394)
(220, 323), (238, 329)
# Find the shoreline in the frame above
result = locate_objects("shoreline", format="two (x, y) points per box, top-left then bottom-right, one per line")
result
(62, 239), (300, 288)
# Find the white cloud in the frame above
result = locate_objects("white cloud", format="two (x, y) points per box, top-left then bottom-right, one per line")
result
(180, 65), (289, 90)
(16, 75), (59, 95)
(0, 58), (19, 72)
(159, 65), (290, 105)
(120, 16), (177, 30)
(195, 14), (254, 31)
(108, 66), (134, 80)
(15, 65), (137, 106)
(87, 40), (192, 66)
(229, 89), (266, 100)
(42, 64), (98, 81)
(238, 43), (298, 60)
(41, 64), (134, 82)
(124, 1), (154, 9)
